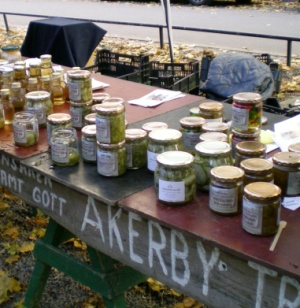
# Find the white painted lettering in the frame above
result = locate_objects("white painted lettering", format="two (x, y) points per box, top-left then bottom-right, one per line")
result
(10, 159), (17, 171)
(108, 205), (123, 252)
(0, 154), (10, 167)
(0, 169), (24, 193)
(279, 276), (300, 308)
(129, 212), (143, 264)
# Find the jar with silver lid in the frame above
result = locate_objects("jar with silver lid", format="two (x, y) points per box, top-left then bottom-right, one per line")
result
(147, 128), (183, 172)
(155, 151), (196, 205)
(288, 143), (300, 154)
(194, 141), (233, 191)
(209, 165), (244, 216)
(272, 151), (300, 197)
(234, 141), (266, 167)
(92, 92), (110, 105)
(70, 100), (93, 129)
(13, 111), (39, 146)
(142, 121), (168, 134)
(67, 69), (92, 103)
(97, 140), (126, 177)
(199, 132), (228, 143)
(242, 182), (281, 236)
(50, 127), (79, 166)
(125, 128), (148, 169)
(84, 113), (96, 125)
(198, 101), (223, 122)
(47, 113), (72, 144)
(81, 125), (97, 163)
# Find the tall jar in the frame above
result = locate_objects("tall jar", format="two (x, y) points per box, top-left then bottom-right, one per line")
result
(81, 125), (97, 163)
(179, 116), (206, 154)
(194, 141), (233, 191)
(47, 113), (72, 144)
(242, 182), (281, 236)
(1, 88), (14, 125)
(29, 60), (41, 80)
(67, 70), (92, 103)
(234, 141), (266, 167)
(154, 151), (196, 205)
(125, 128), (148, 169)
(95, 102), (125, 144)
(231, 129), (260, 159)
(1, 45), (21, 63)
(50, 127), (79, 166)
(10, 82), (25, 110)
(40, 54), (53, 76)
(70, 100), (93, 130)
(1, 67), (14, 89)
(147, 128), (183, 172)
(97, 141), (126, 177)
(51, 72), (65, 105)
(209, 165), (244, 216)
(24, 91), (53, 127)
(13, 64), (27, 90)
(240, 158), (274, 186)
(13, 112), (39, 146)
(272, 152), (300, 197)
(232, 92), (262, 134)
(198, 101), (223, 122)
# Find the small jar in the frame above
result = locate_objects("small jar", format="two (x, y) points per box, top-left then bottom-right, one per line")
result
(199, 132), (228, 143)
(13, 112), (39, 146)
(40, 54), (53, 76)
(142, 121), (168, 134)
(1, 67), (14, 89)
(84, 113), (96, 125)
(231, 129), (260, 159)
(29, 60), (41, 79)
(235, 141), (266, 167)
(13, 64), (27, 90)
(10, 82), (25, 110)
(288, 143), (300, 154)
(194, 141), (233, 191)
(50, 127), (79, 166)
(240, 158), (274, 186)
(97, 140), (126, 177)
(125, 128), (148, 169)
(26, 77), (39, 93)
(67, 69), (92, 103)
(272, 152), (300, 197)
(47, 113), (72, 144)
(1, 45), (21, 63)
(70, 100), (93, 130)
(155, 151), (196, 205)
(202, 121), (229, 135)
(24, 91), (53, 127)
(95, 102), (125, 144)
(92, 92), (110, 105)
(102, 97), (125, 107)
(209, 165), (244, 216)
(189, 106), (201, 117)
(1, 88), (14, 125)
(242, 182), (281, 236)
(40, 75), (51, 93)
(179, 116), (205, 154)
(232, 92), (262, 134)
(198, 101), (223, 122)
(81, 125), (97, 163)
(147, 128), (183, 172)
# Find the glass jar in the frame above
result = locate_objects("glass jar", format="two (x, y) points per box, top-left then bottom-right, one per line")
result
(154, 151), (196, 205)
(147, 128), (183, 172)
(40, 54), (53, 76)
(13, 112), (39, 146)
(272, 152), (300, 197)
(194, 141), (233, 191)
(1, 67), (14, 89)
(92, 92), (110, 105)
(67, 69), (92, 103)
(179, 116), (205, 154)
(198, 101), (223, 122)
(51, 72), (65, 105)
(10, 82), (25, 110)
(1, 45), (21, 63)
(26, 77), (39, 93)
(202, 121), (229, 135)
(209, 165), (244, 216)
(47, 113), (72, 144)
(97, 140), (126, 177)
(242, 182), (281, 236)
(40, 75), (51, 93)
(13, 64), (27, 90)
(234, 141), (266, 167)
(95, 102), (125, 144)
(125, 128), (148, 169)
(240, 158), (274, 186)
(81, 125), (97, 163)
(1, 88), (14, 125)
(55, 67), (69, 102)
(0, 105), (4, 129)
(70, 100), (93, 130)
(199, 132), (228, 143)
(189, 106), (201, 117)
(84, 113), (96, 125)
(50, 127), (79, 166)
(288, 143), (300, 154)
(29, 60), (41, 79)
(24, 91), (53, 127)
(142, 121), (168, 134)
(232, 92), (262, 134)
(231, 129), (260, 159)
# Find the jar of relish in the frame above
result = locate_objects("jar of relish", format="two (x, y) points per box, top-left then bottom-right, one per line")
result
(234, 141), (266, 167)
(47, 113), (72, 144)
(81, 125), (97, 163)
(198, 101), (223, 122)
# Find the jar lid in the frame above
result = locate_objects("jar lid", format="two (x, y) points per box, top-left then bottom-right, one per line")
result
(244, 182), (281, 200)
(92, 92), (110, 104)
(288, 142), (300, 154)
(97, 140), (125, 149)
(0, 66), (13, 74)
(199, 101), (223, 112)
(179, 116), (205, 128)
(40, 54), (52, 60)
(25, 90), (50, 100)
(236, 141), (266, 155)
(125, 128), (147, 141)
(195, 141), (231, 155)
(149, 128), (182, 142)
(27, 77), (38, 84)
(47, 113), (72, 124)
(51, 127), (77, 138)
(0, 59), (9, 66)
(240, 158), (273, 174)
(70, 99), (93, 107)
(52, 72), (61, 78)
(232, 129), (260, 138)
(102, 97), (124, 106)
(199, 132), (228, 143)
(142, 121), (168, 133)
(189, 106), (200, 115)
(272, 151), (300, 167)
(0, 88), (10, 95)
(81, 124), (96, 136)
(202, 121), (228, 133)
(40, 75), (51, 82)
(211, 165), (244, 182)
(233, 92), (262, 104)
(14, 111), (36, 122)
(29, 60), (41, 68)
(11, 82), (21, 89)
(95, 102), (124, 114)
(157, 151), (194, 167)
(67, 69), (91, 79)
(13, 64), (25, 71)
(84, 113), (96, 124)
(1, 44), (20, 51)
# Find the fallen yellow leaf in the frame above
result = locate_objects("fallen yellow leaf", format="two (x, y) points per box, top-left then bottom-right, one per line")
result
(19, 242), (35, 253)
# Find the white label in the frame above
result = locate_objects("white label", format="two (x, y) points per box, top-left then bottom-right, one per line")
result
(287, 172), (300, 195)
(232, 106), (249, 131)
(82, 140), (96, 161)
(51, 143), (69, 163)
(70, 107), (83, 128)
(13, 124), (27, 143)
(182, 131), (201, 152)
(97, 150), (118, 176)
(126, 144), (133, 168)
(147, 150), (159, 171)
(158, 179), (185, 202)
(96, 117), (110, 143)
(68, 81), (81, 101)
(209, 186), (237, 213)
(242, 199), (263, 234)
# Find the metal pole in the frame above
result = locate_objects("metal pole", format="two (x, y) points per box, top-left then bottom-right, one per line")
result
(287, 40), (292, 67)
(3, 13), (9, 32)
(159, 26), (164, 49)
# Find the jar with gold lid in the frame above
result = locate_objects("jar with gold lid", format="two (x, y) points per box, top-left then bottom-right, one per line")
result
(155, 151), (196, 205)
(81, 124), (97, 163)
(209, 165), (244, 215)
(1, 45), (21, 63)
(67, 69), (92, 103)
(272, 151), (300, 196)
(142, 121), (168, 134)
(235, 141), (266, 167)
(231, 129), (260, 159)
(84, 113), (96, 125)
(198, 101), (223, 122)
(199, 131), (228, 143)
(47, 113), (72, 144)
(179, 116), (205, 154)
(102, 97), (125, 106)
(242, 182), (281, 236)
(202, 121), (229, 135)
(240, 158), (273, 186)
(288, 143), (300, 154)
(92, 92), (110, 105)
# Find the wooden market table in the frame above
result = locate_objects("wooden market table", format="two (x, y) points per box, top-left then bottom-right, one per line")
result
(0, 73), (299, 307)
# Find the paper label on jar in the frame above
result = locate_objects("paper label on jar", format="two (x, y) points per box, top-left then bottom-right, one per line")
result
(97, 151), (118, 176)
(13, 124), (27, 143)
(51, 143), (69, 163)
(287, 171), (300, 195)
(158, 179), (185, 202)
(96, 117), (111, 143)
(82, 140), (96, 161)
(232, 106), (249, 131)
(126, 144), (133, 168)
(147, 150), (158, 171)
(242, 199), (263, 234)
(68, 81), (81, 101)
(182, 131), (201, 151)
(70, 107), (83, 128)
(209, 186), (237, 213)
(26, 107), (46, 125)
